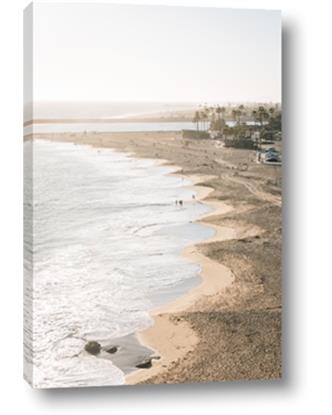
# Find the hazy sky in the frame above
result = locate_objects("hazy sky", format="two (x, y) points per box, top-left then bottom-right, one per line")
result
(32, 3), (281, 103)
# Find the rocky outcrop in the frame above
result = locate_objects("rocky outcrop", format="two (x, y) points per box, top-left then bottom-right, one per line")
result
(84, 341), (101, 355)
(106, 346), (118, 354)
(136, 356), (160, 369)
(136, 359), (153, 369)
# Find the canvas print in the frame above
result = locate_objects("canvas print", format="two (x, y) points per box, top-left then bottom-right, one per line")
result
(24, 3), (282, 388)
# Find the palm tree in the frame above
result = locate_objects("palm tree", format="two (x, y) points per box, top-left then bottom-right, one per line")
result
(252, 109), (258, 124)
(257, 106), (268, 126)
(216, 106), (222, 122)
(204, 106), (212, 130)
(193, 111), (200, 135)
(269, 107), (275, 120)
(210, 111), (216, 129)
(239, 105), (245, 124)
(237, 109), (242, 124)
(198, 111), (204, 131)
(232, 109), (237, 124)
(220, 106), (226, 119)
(232, 108), (242, 125)
(263, 111), (270, 123)
(203, 110), (210, 130)
(211, 106), (223, 132)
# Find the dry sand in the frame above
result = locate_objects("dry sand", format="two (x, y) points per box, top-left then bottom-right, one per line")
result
(33, 130), (282, 384)
(126, 178), (235, 384)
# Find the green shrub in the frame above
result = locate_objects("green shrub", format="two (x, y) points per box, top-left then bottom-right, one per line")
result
(182, 129), (210, 139)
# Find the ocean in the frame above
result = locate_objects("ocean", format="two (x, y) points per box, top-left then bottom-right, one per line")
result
(24, 139), (214, 388)
(24, 120), (258, 135)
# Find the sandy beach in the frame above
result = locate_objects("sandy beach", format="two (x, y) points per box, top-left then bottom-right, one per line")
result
(33, 130), (282, 384)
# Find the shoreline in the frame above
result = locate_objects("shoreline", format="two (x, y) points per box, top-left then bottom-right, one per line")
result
(32, 131), (282, 384)
(23, 117), (194, 126)
(32, 136), (237, 383)
(125, 171), (237, 384)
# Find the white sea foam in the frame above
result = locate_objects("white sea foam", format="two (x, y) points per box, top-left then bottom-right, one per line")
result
(24, 139), (213, 388)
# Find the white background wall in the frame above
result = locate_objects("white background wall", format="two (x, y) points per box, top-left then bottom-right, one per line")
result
(0, 0), (331, 413)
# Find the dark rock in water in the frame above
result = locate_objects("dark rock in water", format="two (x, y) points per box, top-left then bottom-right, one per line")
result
(106, 346), (118, 354)
(136, 359), (153, 369)
(84, 341), (101, 355)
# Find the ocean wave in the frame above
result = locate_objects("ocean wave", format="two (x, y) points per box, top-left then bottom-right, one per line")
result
(24, 139), (213, 388)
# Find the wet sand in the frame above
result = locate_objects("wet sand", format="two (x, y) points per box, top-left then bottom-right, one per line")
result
(33, 130), (282, 384)
(126, 177), (236, 384)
